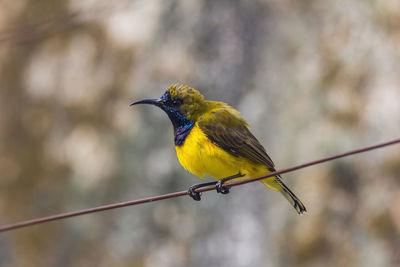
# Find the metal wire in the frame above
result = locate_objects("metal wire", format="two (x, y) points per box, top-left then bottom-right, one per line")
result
(0, 137), (399, 233)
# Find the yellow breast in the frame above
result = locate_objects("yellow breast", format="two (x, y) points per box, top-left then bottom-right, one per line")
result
(175, 124), (269, 179)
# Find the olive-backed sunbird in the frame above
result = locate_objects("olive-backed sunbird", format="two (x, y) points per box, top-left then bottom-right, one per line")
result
(131, 84), (306, 214)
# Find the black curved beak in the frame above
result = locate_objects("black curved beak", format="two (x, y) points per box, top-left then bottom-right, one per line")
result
(130, 98), (162, 107)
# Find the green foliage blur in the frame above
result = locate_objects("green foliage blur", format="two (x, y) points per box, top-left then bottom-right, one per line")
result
(0, 0), (399, 266)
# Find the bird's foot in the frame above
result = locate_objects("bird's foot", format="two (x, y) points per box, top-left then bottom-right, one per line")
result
(215, 180), (230, 194)
(188, 185), (202, 201)
(187, 181), (217, 201)
(187, 173), (245, 200)
(216, 173), (246, 194)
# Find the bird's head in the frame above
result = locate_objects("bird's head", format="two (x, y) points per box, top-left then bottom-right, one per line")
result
(130, 84), (206, 128)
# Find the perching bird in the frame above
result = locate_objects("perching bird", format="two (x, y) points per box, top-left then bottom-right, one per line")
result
(131, 84), (306, 214)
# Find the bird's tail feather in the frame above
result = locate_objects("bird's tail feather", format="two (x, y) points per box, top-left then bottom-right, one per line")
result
(261, 176), (307, 214)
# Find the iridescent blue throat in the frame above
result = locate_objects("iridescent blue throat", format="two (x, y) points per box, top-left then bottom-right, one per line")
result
(174, 122), (195, 145)
(163, 106), (195, 146)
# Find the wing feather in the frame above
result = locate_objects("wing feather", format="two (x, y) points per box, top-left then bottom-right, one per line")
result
(198, 105), (275, 171)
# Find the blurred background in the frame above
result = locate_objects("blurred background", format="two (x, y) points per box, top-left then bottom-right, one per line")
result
(0, 0), (400, 266)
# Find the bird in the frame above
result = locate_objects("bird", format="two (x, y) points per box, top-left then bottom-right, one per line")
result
(130, 84), (306, 214)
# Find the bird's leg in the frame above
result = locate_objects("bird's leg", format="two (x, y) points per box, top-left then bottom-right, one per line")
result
(216, 173), (245, 194)
(187, 173), (245, 200)
(187, 181), (217, 201)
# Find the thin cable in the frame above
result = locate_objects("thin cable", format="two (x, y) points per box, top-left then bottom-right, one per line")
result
(0, 137), (399, 233)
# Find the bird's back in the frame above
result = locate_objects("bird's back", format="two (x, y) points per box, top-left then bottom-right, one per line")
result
(197, 101), (276, 171)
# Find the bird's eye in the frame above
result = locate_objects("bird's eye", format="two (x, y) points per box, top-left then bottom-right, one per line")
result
(172, 99), (182, 106)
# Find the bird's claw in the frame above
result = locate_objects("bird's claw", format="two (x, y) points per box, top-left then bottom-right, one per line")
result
(216, 180), (231, 194)
(215, 173), (244, 194)
(187, 181), (218, 201)
(187, 174), (243, 200)
(188, 185), (202, 201)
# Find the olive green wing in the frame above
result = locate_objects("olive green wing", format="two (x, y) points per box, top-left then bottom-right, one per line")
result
(198, 105), (276, 171)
